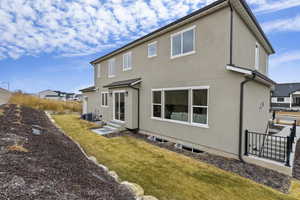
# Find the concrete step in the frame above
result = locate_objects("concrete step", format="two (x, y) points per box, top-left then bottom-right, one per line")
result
(107, 120), (126, 131)
(92, 127), (115, 135)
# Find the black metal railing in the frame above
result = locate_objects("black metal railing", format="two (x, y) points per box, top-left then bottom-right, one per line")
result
(245, 121), (297, 167)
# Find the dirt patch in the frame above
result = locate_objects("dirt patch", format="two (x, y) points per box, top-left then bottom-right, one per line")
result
(106, 131), (291, 193)
(0, 104), (134, 200)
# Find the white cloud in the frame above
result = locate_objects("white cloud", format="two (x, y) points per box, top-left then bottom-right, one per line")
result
(262, 15), (300, 33)
(270, 51), (300, 68)
(0, 0), (214, 60)
(252, 0), (300, 14)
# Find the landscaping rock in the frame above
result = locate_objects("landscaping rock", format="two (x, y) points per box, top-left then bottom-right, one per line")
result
(121, 181), (144, 198)
(109, 170), (121, 182)
(141, 195), (159, 200)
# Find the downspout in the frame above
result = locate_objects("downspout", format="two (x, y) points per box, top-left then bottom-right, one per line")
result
(239, 74), (256, 162)
(129, 85), (140, 131)
(229, 1), (233, 65)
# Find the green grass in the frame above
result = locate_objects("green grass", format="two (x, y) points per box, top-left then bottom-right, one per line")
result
(53, 114), (299, 200)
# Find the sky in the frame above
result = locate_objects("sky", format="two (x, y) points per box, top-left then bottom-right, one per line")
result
(0, 0), (300, 93)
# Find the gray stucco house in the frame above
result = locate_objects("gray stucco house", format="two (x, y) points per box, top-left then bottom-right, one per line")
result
(81, 0), (279, 170)
(271, 83), (300, 110)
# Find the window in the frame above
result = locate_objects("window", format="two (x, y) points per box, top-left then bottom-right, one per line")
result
(165, 90), (189, 122)
(148, 41), (157, 58)
(152, 90), (162, 118)
(171, 26), (195, 58)
(192, 89), (208, 125)
(101, 92), (108, 107)
(277, 97), (284, 102)
(123, 52), (132, 71)
(255, 42), (260, 70)
(108, 58), (116, 78)
(151, 86), (209, 127)
(96, 64), (101, 78)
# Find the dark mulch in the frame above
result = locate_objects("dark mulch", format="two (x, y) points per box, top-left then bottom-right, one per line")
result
(0, 104), (134, 200)
(293, 138), (300, 180)
(106, 131), (291, 193)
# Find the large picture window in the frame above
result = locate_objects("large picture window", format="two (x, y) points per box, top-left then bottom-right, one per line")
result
(171, 26), (195, 58)
(164, 90), (188, 122)
(151, 86), (209, 127)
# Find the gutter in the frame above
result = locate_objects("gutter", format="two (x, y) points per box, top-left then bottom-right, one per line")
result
(129, 85), (140, 131)
(239, 74), (256, 162)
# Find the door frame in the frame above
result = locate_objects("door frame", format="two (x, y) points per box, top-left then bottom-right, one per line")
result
(113, 90), (126, 123)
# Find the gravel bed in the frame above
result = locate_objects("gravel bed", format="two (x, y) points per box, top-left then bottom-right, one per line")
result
(0, 104), (134, 200)
(106, 131), (291, 193)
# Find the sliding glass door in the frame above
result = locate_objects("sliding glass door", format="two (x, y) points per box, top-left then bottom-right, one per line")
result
(114, 91), (125, 122)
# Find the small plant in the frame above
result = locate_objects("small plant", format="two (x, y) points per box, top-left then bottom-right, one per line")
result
(7, 145), (29, 153)
(0, 109), (4, 117)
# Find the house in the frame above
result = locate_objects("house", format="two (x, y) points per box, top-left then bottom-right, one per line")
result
(81, 0), (281, 172)
(38, 90), (76, 101)
(0, 87), (11, 105)
(271, 83), (300, 110)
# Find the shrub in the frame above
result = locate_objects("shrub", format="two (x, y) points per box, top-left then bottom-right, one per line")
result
(9, 92), (82, 113)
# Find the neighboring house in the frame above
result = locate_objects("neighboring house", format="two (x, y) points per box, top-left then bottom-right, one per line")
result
(0, 87), (11, 105)
(271, 83), (300, 110)
(81, 0), (278, 170)
(38, 90), (77, 101)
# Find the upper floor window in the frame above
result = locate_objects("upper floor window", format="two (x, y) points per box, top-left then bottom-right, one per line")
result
(255, 42), (260, 70)
(108, 58), (116, 78)
(96, 64), (101, 78)
(148, 41), (157, 58)
(123, 52), (132, 71)
(171, 26), (195, 58)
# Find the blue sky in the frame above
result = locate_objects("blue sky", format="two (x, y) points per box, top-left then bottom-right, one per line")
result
(0, 0), (300, 93)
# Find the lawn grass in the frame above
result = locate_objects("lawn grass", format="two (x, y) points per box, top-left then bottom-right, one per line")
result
(52, 114), (299, 200)
(9, 92), (81, 113)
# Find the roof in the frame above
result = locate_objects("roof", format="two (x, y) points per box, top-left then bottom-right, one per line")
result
(103, 78), (141, 88)
(226, 65), (276, 86)
(90, 0), (274, 65)
(79, 86), (96, 93)
(272, 83), (300, 97)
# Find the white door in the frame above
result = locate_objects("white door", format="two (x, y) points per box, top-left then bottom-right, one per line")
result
(113, 91), (125, 122)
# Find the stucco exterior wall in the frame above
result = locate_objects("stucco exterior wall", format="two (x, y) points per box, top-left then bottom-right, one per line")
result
(233, 10), (269, 75)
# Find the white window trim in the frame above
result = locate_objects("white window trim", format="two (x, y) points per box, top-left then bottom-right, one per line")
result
(151, 89), (163, 119)
(191, 88), (209, 127)
(170, 25), (196, 59)
(123, 52), (132, 71)
(101, 92), (109, 107)
(150, 86), (209, 128)
(148, 41), (157, 58)
(97, 63), (101, 78)
(108, 58), (116, 78)
(255, 42), (260, 70)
